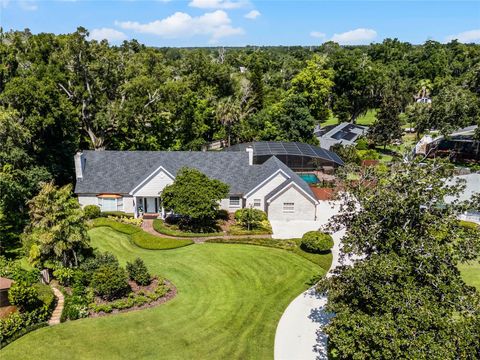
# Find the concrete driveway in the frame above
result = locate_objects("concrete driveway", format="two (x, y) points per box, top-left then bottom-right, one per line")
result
(274, 230), (350, 360)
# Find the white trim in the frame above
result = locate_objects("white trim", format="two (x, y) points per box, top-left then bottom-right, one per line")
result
(266, 181), (318, 205)
(244, 169), (290, 198)
(129, 166), (176, 195)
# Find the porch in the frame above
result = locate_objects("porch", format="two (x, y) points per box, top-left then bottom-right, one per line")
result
(134, 196), (165, 219)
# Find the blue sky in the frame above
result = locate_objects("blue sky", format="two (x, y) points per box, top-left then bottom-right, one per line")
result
(1, 1), (479, 46)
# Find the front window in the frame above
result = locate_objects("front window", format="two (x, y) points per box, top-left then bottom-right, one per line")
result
(253, 199), (261, 207)
(283, 202), (294, 213)
(229, 196), (241, 207)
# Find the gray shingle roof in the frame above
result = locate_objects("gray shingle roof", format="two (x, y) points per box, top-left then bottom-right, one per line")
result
(74, 150), (315, 200)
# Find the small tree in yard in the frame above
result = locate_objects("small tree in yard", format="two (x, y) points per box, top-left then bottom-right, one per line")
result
(235, 208), (265, 230)
(22, 182), (91, 268)
(126, 258), (151, 286)
(162, 168), (229, 231)
(319, 162), (480, 358)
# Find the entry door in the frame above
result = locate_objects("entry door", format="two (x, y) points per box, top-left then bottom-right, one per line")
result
(146, 197), (156, 213)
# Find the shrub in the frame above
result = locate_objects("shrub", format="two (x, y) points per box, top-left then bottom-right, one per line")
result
(234, 208), (267, 230)
(53, 267), (76, 286)
(83, 205), (101, 219)
(355, 137), (369, 150)
(301, 231), (334, 253)
(100, 211), (134, 218)
(152, 219), (222, 237)
(8, 282), (42, 312)
(0, 257), (40, 285)
(126, 258), (151, 286)
(34, 284), (55, 310)
(358, 149), (380, 160)
(91, 264), (130, 301)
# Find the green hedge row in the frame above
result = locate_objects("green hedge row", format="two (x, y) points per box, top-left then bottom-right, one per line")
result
(152, 219), (223, 238)
(92, 218), (193, 250)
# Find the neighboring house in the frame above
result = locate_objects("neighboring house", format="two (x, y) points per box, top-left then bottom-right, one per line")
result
(74, 149), (323, 222)
(444, 173), (480, 224)
(225, 141), (344, 171)
(314, 122), (368, 150)
(0, 277), (13, 306)
(416, 96), (432, 104)
(416, 125), (479, 161)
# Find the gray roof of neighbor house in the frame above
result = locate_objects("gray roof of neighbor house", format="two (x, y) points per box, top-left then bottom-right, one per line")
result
(224, 141), (344, 166)
(315, 122), (368, 150)
(74, 150), (315, 200)
(444, 173), (480, 207)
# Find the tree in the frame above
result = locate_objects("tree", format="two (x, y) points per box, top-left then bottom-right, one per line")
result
(430, 84), (480, 135)
(319, 162), (480, 359)
(22, 182), (90, 268)
(162, 168), (229, 230)
(290, 54), (334, 122)
(0, 108), (51, 252)
(368, 82), (404, 149)
(234, 208), (265, 230)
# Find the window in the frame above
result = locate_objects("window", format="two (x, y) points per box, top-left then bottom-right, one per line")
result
(283, 202), (294, 213)
(102, 198), (117, 211)
(253, 199), (261, 207)
(117, 197), (123, 211)
(229, 196), (241, 207)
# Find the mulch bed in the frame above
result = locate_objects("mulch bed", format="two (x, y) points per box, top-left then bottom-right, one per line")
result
(88, 279), (177, 318)
(0, 305), (17, 319)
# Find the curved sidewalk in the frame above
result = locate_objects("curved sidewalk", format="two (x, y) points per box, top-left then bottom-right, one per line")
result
(274, 229), (348, 360)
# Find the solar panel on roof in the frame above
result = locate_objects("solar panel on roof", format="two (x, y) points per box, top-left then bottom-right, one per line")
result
(343, 133), (357, 141)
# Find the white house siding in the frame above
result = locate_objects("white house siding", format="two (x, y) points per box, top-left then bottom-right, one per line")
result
(267, 186), (316, 221)
(78, 195), (99, 208)
(132, 169), (174, 197)
(245, 173), (289, 211)
(78, 195), (135, 214)
(219, 197), (244, 212)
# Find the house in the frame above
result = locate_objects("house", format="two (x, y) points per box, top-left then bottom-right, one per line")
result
(444, 173), (480, 224)
(74, 149), (323, 222)
(314, 122), (368, 150)
(224, 141), (344, 171)
(416, 125), (479, 161)
(0, 277), (13, 307)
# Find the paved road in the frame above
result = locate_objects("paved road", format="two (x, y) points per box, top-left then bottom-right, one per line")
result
(274, 229), (351, 360)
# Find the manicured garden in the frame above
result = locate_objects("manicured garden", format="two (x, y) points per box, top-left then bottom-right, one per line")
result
(0, 225), (323, 359)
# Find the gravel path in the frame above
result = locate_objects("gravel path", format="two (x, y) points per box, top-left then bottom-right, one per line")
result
(274, 229), (353, 360)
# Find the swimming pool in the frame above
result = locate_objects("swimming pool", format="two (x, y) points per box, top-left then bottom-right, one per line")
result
(298, 173), (319, 184)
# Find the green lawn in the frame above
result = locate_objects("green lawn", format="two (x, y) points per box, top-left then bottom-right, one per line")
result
(321, 109), (377, 128)
(1, 227), (322, 359)
(459, 258), (480, 291)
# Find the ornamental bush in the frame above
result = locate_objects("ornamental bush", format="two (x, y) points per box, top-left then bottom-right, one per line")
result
(83, 205), (101, 219)
(91, 264), (130, 301)
(234, 208), (267, 230)
(126, 258), (151, 286)
(8, 282), (42, 312)
(301, 231), (334, 253)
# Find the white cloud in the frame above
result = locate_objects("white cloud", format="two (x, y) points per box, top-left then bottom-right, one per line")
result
(310, 31), (326, 39)
(331, 28), (377, 45)
(445, 29), (480, 43)
(89, 28), (127, 42)
(188, 0), (247, 9)
(19, 0), (37, 11)
(244, 10), (260, 20)
(116, 10), (244, 42)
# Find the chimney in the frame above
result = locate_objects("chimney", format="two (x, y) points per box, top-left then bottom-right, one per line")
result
(74, 152), (84, 179)
(246, 146), (253, 166)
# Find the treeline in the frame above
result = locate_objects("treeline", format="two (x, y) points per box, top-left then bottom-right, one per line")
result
(0, 27), (479, 250)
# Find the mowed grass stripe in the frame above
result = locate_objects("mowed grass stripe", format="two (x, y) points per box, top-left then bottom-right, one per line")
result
(1, 227), (320, 360)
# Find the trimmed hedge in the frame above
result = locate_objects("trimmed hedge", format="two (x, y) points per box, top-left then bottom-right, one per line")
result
(91, 218), (140, 235)
(131, 231), (193, 250)
(301, 231), (334, 253)
(100, 211), (134, 218)
(92, 218), (194, 250)
(152, 219), (222, 238)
